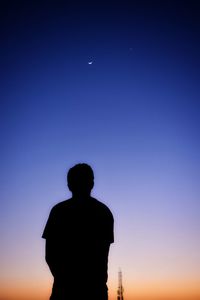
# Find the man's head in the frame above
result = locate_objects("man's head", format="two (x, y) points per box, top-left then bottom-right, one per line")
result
(67, 163), (94, 196)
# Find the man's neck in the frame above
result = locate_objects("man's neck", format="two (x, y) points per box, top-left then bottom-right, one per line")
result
(72, 193), (91, 201)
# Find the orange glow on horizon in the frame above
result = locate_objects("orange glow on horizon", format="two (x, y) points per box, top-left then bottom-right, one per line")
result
(1, 278), (200, 300)
(108, 278), (200, 300)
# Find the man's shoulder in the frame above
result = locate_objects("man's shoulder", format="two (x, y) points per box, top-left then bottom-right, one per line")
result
(50, 198), (73, 213)
(91, 197), (113, 217)
(50, 197), (113, 220)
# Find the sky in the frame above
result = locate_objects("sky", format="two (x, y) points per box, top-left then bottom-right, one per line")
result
(0, 1), (200, 300)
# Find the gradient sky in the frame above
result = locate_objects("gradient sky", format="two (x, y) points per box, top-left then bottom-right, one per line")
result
(1, 1), (200, 300)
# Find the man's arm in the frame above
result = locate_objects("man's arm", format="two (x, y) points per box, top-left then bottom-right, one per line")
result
(45, 238), (58, 277)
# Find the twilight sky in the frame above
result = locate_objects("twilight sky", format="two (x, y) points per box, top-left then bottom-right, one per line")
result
(1, 1), (200, 300)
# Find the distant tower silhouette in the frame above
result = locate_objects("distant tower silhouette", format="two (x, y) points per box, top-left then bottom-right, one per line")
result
(117, 269), (124, 300)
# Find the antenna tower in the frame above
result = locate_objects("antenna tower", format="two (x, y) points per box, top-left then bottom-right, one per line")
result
(117, 269), (124, 300)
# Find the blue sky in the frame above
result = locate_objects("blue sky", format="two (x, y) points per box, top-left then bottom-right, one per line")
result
(1, 1), (200, 299)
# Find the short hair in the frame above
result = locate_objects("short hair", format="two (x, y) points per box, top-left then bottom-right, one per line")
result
(67, 163), (94, 193)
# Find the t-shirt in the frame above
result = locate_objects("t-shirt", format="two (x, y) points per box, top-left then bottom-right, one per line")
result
(42, 197), (114, 286)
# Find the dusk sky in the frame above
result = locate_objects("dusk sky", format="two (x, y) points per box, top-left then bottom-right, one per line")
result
(1, 1), (200, 300)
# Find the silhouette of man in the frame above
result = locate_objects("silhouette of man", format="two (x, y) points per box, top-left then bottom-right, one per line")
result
(42, 163), (114, 300)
